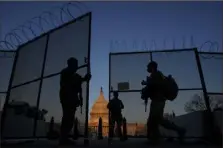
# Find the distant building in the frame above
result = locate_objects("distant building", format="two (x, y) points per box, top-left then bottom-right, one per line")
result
(88, 87), (109, 136)
(88, 87), (146, 137)
(1, 100), (48, 137)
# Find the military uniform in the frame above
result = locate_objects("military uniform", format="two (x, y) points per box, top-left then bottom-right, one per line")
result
(147, 71), (185, 142)
(59, 67), (83, 141)
(107, 98), (124, 139)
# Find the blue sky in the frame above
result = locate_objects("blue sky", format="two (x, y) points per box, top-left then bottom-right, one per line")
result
(0, 1), (222, 126)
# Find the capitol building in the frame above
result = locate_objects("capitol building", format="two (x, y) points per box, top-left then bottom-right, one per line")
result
(88, 87), (147, 137)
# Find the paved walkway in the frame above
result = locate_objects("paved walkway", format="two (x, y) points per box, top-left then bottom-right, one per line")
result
(1, 138), (221, 148)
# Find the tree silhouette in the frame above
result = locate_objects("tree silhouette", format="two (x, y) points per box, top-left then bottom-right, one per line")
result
(184, 94), (223, 113)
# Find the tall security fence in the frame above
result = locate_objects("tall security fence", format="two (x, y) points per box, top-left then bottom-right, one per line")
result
(0, 50), (15, 111)
(1, 12), (92, 141)
(108, 48), (223, 139)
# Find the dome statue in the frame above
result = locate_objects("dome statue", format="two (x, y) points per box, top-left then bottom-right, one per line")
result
(89, 87), (109, 136)
(90, 87), (109, 115)
(88, 87), (146, 137)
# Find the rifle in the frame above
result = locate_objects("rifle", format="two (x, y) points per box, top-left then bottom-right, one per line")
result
(141, 86), (149, 112)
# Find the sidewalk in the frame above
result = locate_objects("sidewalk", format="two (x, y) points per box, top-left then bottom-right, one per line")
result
(1, 138), (221, 148)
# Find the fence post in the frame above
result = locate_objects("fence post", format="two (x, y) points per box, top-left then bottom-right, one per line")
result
(0, 50), (18, 138)
(108, 52), (112, 144)
(194, 48), (211, 112)
(84, 12), (92, 146)
(33, 34), (50, 137)
(194, 48), (215, 143)
(98, 117), (103, 140)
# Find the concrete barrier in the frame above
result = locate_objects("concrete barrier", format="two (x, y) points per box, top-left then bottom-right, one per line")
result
(160, 111), (207, 137)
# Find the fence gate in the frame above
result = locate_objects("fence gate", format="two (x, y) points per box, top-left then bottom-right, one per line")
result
(0, 50), (15, 112)
(108, 48), (222, 139)
(1, 12), (92, 141)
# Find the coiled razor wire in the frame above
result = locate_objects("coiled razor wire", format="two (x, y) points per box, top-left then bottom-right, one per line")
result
(198, 41), (222, 59)
(110, 39), (222, 60)
(0, 1), (90, 51)
(0, 2), (222, 60)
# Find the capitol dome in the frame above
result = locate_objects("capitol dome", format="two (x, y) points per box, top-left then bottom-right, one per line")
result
(90, 87), (108, 115)
(89, 87), (109, 126)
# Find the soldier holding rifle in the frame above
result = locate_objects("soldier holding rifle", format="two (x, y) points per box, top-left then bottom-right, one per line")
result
(141, 61), (186, 145)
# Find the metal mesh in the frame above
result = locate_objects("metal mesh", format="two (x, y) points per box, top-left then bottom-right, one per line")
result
(36, 75), (60, 137)
(209, 93), (223, 134)
(0, 93), (6, 111)
(109, 49), (209, 138)
(36, 67), (88, 137)
(207, 93), (223, 111)
(110, 53), (150, 91)
(2, 13), (91, 139)
(11, 37), (47, 87)
(109, 92), (148, 137)
(162, 90), (205, 138)
(0, 51), (15, 92)
(151, 50), (201, 89)
(109, 90), (205, 137)
(3, 81), (40, 138)
(199, 53), (223, 93)
(43, 15), (90, 76)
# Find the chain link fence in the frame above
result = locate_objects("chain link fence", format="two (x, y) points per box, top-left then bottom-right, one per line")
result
(1, 12), (91, 140)
(109, 48), (222, 139)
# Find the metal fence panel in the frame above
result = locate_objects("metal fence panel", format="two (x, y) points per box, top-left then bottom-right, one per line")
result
(151, 50), (201, 89)
(161, 89), (205, 138)
(36, 67), (88, 137)
(199, 53), (223, 93)
(0, 51), (15, 92)
(109, 49), (210, 138)
(208, 93), (223, 134)
(207, 93), (223, 111)
(43, 14), (90, 77)
(109, 90), (205, 137)
(3, 81), (40, 138)
(11, 37), (47, 87)
(0, 93), (6, 111)
(2, 13), (91, 139)
(110, 53), (151, 91)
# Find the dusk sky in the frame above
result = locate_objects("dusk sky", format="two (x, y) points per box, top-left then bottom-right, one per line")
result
(0, 1), (222, 127)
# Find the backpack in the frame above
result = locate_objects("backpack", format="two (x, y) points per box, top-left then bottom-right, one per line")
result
(163, 75), (179, 101)
(140, 74), (179, 101)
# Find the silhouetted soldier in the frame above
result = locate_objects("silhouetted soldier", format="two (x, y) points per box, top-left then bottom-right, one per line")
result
(107, 91), (125, 141)
(142, 61), (186, 145)
(59, 57), (91, 145)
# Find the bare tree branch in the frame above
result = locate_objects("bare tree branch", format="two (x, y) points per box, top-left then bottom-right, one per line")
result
(184, 94), (223, 113)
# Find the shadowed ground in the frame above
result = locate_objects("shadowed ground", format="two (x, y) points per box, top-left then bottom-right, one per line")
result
(1, 138), (221, 148)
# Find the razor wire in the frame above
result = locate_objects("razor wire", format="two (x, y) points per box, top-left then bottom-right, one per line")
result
(0, 2), (221, 60)
(0, 1), (90, 51)
(110, 39), (222, 60)
(198, 41), (222, 59)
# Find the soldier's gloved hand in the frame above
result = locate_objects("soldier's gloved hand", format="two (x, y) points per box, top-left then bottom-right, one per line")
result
(141, 80), (147, 85)
(84, 73), (92, 81)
